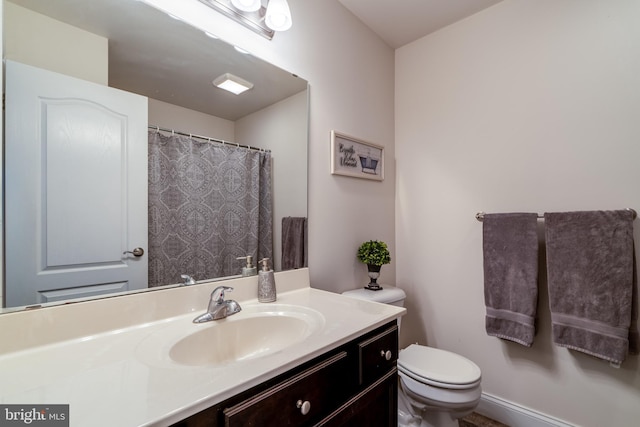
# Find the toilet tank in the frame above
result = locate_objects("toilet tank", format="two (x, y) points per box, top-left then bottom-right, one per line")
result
(342, 286), (406, 307)
(342, 286), (406, 329)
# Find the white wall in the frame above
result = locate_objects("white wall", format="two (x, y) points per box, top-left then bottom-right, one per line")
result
(143, 0), (396, 292)
(236, 91), (308, 271)
(395, 1), (640, 426)
(4, 2), (107, 84)
(148, 98), (235, 141)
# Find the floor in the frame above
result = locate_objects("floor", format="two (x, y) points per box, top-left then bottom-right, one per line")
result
(460, 412), (509, 427)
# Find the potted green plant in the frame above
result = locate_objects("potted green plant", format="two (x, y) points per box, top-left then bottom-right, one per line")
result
(357, 240), (391, 290)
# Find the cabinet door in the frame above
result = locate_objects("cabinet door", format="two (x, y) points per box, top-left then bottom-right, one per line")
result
(316, 369), (398, 427)
(358, 324), (398, 385)
(223, 351), (350, 426)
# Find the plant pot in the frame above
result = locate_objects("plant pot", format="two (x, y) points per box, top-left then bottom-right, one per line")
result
(365, 264), (383, 291)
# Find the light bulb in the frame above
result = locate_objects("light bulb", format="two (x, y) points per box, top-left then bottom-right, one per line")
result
(265, 0), (292, 31)
(230, 0), (261, 12)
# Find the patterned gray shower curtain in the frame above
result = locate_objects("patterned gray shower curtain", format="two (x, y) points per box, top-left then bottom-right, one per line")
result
(147, 131), (273, 287)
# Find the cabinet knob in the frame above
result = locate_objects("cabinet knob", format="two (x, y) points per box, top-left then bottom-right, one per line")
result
(381, 350), (392, 361)
(296, 400), (311, 415)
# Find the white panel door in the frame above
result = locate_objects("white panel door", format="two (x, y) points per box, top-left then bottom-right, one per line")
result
(5, 60), (148, 308)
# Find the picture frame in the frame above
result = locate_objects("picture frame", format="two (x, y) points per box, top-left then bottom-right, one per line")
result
(330, 131), (384, 181)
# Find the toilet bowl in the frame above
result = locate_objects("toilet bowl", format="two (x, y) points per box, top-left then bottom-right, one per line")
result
(342, 286), (482, 427)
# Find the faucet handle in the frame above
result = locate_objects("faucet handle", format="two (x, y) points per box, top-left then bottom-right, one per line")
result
(181, 274), (196, 286)
(211, 286), (234, 304)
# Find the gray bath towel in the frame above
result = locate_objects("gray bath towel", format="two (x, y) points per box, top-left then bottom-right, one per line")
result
(483, 213), (539, 346)
(545, 210), (637, 364)
(630, 250), (639, 355)
(282, 217), (307, 270)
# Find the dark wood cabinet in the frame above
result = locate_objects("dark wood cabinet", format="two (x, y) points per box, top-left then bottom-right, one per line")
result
(172, 321), (398, 427)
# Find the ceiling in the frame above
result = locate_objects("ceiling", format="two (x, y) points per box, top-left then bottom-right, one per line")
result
(339, 0), (504, 48)
(8, 0), (307, 121)
(8, 0), (504, 121)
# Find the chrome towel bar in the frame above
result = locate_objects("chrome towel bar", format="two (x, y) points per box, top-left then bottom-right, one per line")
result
(475, 208), (637, 222)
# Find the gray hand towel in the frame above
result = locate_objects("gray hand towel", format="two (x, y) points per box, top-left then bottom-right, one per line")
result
(282, 217), (307, 270)
(483, 213), (539, 346)
(544, 210), (636, 364)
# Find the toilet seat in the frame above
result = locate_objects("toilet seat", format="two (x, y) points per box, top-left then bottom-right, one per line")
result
(398, 344), (481, 390)
(399, 370), (482, 410)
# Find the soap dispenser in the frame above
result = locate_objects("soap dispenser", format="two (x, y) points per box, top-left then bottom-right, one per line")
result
(236, 255), (257, 277)
(258, 258), (276, 303)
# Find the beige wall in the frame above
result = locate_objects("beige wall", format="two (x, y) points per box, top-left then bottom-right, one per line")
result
(4, 1), (108, 84)
(148, 98), (235, 141)
(395, 0), (640, 425)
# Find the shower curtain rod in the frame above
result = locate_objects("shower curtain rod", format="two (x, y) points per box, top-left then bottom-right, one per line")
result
(475, 208), (637, 222)
(149, 125), (270, 153)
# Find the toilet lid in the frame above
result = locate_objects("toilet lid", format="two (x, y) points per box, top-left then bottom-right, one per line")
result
(398, 344), (481, 387)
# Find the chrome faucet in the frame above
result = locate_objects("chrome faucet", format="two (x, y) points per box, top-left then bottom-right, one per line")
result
(193, 286), (242, 323)
(181, 274), (196, 286)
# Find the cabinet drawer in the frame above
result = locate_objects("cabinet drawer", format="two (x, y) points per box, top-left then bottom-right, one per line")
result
(223, 351), (349, 427)
(358, 324), (398, 385)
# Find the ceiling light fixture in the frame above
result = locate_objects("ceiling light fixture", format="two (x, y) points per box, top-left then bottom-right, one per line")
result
(198, 0), (292, 40)
(212, 73), (254, 95)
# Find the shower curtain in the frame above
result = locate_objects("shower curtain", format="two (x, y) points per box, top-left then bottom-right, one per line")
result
(148, 131), (273, 287)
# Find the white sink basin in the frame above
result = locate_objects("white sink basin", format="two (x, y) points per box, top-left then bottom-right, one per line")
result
(136, 304), (325, 368)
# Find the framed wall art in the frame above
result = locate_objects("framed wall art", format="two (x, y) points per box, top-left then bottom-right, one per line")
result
(330, 131), (384, 181)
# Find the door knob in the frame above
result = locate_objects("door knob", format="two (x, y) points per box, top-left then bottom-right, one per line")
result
(123, 247), (144, 257)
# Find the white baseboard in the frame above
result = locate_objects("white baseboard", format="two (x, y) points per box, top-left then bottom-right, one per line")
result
(476, 393), (575, 427)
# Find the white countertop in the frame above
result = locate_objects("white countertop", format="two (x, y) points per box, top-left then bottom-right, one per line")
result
(0, 273), (405, 427)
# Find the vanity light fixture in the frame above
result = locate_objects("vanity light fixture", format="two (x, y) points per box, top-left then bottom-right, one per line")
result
(198, 0), (292, 40)
(230, 0), (261, 12)
(265, 0), (291, 31)
(213, 73), (254, 95)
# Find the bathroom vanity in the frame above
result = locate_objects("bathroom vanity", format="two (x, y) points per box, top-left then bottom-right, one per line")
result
(173, 321), (399, 426)
(0, 269), (405, 426)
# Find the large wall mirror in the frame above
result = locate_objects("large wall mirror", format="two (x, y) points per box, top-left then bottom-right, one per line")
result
(2, 0), (308, 312)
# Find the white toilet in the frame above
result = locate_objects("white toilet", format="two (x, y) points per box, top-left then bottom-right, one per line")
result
(342, 286), (482, 427)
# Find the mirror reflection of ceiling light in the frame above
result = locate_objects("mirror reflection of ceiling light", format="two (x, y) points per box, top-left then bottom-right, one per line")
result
(213, 73), (254, 95)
